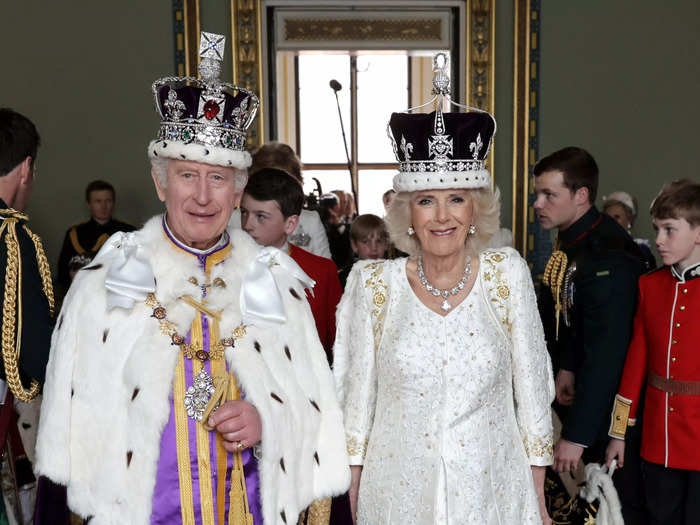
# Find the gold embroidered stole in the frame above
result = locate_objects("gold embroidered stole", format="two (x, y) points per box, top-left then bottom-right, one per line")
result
(170, 243), (253, 524)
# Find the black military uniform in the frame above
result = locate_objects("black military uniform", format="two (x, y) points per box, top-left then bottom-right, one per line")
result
(540, 205), (647, 523)
(56, 217), (135, 292)
(0, 201), (54, 396)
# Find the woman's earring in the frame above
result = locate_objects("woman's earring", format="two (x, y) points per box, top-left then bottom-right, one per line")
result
(468, 224), (477, 235)
(407, 226), (415, 236)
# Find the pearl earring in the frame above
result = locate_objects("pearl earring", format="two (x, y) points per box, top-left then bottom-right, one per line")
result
(468, 224), (477, 235)
(407, 226), (415, 235)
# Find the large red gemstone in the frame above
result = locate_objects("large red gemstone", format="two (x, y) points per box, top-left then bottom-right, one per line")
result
(203, 100), (220, 120)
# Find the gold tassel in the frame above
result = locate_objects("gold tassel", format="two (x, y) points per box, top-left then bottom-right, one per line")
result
(542, 249), (568, 340)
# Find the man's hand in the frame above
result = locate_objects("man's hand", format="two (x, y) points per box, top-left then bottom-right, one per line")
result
(553, 439), (584, 473)
(555, 369), (576, 406)
(606, 438), (626, 468)
(208, 400), (262, 452)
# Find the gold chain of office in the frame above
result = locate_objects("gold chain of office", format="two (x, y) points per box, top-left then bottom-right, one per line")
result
(1, 210), (55, 402)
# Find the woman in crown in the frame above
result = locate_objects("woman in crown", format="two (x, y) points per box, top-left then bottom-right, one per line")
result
(333, 60), (554, 525)
(34, 33), (349, 525)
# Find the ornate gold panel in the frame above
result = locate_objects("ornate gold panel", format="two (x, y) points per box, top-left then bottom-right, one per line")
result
(283, 18), (444, 42)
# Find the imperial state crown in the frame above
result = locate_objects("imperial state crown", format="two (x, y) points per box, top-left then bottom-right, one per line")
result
(148, 31), (259, 169)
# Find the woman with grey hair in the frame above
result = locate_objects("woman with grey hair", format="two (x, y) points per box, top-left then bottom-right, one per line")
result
(602, 190), (656, 270)
(333, 62), (554, 525)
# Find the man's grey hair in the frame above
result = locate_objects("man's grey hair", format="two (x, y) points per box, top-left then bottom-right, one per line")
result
(150, 158), (248, 190)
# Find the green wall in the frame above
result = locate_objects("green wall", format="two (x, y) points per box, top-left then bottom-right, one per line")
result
(493, 0), (515, 232)
(539, 0), (700, 252)
(0, 1), (173, 271)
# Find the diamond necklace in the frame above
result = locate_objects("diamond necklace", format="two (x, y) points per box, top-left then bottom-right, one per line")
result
(417, 254), (472, 311)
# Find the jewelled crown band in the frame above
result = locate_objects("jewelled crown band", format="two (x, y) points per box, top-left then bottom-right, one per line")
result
(388, 53), (497, 192)
(148, 31), (259, 169)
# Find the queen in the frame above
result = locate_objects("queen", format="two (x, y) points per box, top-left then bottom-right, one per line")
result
(333, 56), (554, 525)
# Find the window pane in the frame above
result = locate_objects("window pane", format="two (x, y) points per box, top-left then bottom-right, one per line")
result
(301, 170), (352, 198)
(357, 169), (396, 217)
(298, 54), (351, 164)
(357, 55), (408, 163)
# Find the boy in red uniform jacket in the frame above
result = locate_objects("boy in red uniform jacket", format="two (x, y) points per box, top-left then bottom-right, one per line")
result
(607, 180), (700, 525)
(240, 167), (342, 365)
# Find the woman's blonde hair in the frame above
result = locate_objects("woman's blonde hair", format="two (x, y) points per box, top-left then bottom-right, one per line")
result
(385, 187), (501, 257)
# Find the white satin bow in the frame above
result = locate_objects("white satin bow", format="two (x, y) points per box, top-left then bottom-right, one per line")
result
(240, 246), (315, 325)
(103, 233), (156, 310)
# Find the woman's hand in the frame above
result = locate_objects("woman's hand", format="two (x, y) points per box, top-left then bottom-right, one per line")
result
(208, 400), (262, 452)
(349, 465), (362, 524)
(606, 438), (626, 468)
(531, 465), (552, 525)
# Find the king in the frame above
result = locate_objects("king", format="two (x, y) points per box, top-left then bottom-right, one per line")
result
(34, 32), (349, 525)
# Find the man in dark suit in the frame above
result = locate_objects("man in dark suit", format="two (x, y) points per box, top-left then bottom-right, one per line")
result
(56, 180), (135, 293)
(0, 108), (55, 522)
(534, 146), (647, 523)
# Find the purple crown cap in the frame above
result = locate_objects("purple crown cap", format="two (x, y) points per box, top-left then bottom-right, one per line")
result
(387, 53), (497, 192)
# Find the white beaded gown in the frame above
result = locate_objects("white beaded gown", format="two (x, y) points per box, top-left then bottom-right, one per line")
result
(333, 248), (555, 524)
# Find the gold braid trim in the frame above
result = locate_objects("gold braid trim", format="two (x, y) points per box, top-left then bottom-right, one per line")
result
(22, 225), (55, 316)
(542, 250), (568, 340)
(298, 498), (331, 525)
(609, 395), (632, 439)
(1, 217), (40, 401)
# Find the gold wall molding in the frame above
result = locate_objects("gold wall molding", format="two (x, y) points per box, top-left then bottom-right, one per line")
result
(175, 0), (200, 77)
(283, 18), (443, 43)
(466, 0), (495, 177)
(512, 0), (548, 272)
(466, 0), (495, 113)
(231, 0), (264, 148)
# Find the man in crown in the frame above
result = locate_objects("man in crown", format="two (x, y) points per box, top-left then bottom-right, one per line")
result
(34, 33), (349, 525)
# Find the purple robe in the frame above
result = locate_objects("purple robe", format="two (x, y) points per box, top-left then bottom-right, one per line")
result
(150, 221), (261, 524)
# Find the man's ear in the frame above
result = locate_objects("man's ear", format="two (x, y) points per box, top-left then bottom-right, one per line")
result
(151, 169), (167, 203)
(574, 186), (590, 206)
(232, 189), (244, 209)
(18, 156), (33, 185)
(283, 214), (300, 235)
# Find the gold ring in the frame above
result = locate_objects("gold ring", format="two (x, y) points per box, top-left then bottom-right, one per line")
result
(236, 440), (245, 451)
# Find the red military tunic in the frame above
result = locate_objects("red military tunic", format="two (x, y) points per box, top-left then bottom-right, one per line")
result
(609, 261), (700, 470)
(288, 243), (343, 364)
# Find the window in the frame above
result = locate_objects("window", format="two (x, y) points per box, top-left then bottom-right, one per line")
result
(296, 52), (409, 217)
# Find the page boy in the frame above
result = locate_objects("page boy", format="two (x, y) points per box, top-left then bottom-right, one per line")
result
(240, 167), (342, 365)
(607, 179), (700, 525)
(338, 214), (389, 289)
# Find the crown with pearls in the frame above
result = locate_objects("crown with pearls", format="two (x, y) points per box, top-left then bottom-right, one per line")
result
(388, 54), (496, 192)
(148, 32), (259, 169)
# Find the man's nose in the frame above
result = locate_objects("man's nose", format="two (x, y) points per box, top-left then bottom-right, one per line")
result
(194, 178), (210, 204)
